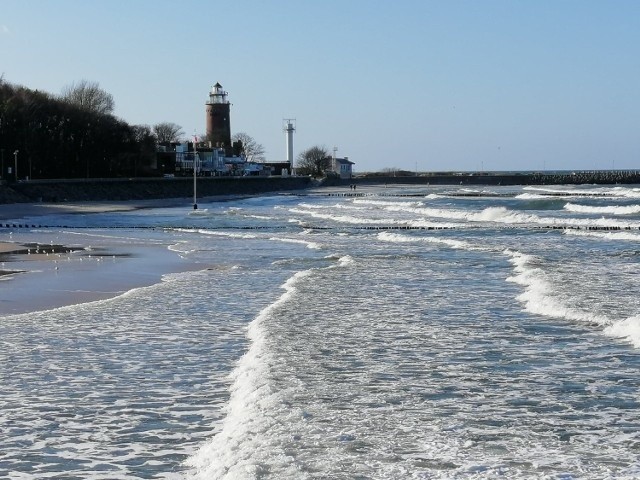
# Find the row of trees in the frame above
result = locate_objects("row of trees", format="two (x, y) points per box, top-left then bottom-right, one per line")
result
(0, 78), (164, 179)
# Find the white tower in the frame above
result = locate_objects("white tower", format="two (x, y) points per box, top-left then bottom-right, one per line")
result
(283, 119), (296, 167)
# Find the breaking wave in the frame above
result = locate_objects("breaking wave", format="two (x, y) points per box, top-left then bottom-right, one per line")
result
(564, 203), (640, 215)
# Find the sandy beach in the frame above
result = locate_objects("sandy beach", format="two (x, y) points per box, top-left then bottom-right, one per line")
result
(0, 198), (194, 221)
(0, 199), (203, 316)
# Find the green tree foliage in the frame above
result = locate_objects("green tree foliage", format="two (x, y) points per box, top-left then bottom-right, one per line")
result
(296, 146), (331, 177)
(0, 80), (155, 179)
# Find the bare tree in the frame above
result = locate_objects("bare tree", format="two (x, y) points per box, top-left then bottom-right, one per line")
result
(61, 79), (114, 115)
(232, 132), (265, 161)
(296, 146), (331, 177)
(153, 122), (184, 143)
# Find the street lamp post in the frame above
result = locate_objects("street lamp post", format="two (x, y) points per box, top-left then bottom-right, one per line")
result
(13, 150), (18, 181)
(1, 149), (4, 179)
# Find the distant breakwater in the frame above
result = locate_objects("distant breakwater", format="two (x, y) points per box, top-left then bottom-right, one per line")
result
(342, 170), (640, 187)
(0, 176), (313, 204)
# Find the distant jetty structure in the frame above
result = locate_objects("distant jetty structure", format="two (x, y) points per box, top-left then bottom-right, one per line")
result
(349, 170), (640, 187)
(284, 119), (296, 171)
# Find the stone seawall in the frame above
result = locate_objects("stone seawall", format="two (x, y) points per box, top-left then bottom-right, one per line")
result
(1, 176), (313, 204)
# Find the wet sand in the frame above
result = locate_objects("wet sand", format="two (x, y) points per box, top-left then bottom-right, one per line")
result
(0, 198), (192, 221)
(0, 199), (201, 316)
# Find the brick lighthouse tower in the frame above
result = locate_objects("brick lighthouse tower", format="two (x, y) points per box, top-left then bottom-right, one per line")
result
(205, 82), (231, 150)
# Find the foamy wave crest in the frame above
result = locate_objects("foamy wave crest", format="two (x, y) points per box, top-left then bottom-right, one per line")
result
(270, 237), (322, 250)
(288, 207), (400, 225)
(185, 270), (313, 479)
(337, 255), (356, 267)
(515, 193), (549, 200)
(173, 228), (258, 238)
(471, 206), (538, 224)
(504, 249), (610, 326)
(334, 203), (368, 210)
(523, 186), (609, 197)
(563, 229), (640, 241)
(407, 219), (464, 229)
(607, 187), (640, 199)
(297, 202), (341, 209)
(352, 199), (425, 207)
(377, 231), (474, 250)
(383, 204), (549, 226)
(245, 214), (276, 220)
(322, 253), (357, 267)
(192, 229), (258, 239)
(525, 185), (640, 199)
(564, 202), (640, 215)
(466, 208), (640, 229)
(384, 204), (469, 220)
(605, 316), (640, 348)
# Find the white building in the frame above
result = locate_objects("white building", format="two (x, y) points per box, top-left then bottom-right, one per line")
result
(332, 157), (355, 179)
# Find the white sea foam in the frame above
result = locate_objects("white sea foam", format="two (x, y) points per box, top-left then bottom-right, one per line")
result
(369, 202), (546, 226)
(607, 186), (640, 199)
(269, 237), (322, 250)
(564, 202), (640, 215)
(563, 229), (640, 241)
(336, 254), (356, 267)
(185, 270), (313, 479)
(288, 207), (402, 225)
(470, 206), (538, 223)
(177, 228), (259, 239)
(383, 203), (469, 220)
(524, 185), (640, 199)
(403, 204), (640, 229)
(298, 202), (349, 209)
(515, 193), (550, 200)
(244, 214), (276, 220)
(605, 315), (640, 347)
(523, 186), (608, 197)
(504, 249), (610, 326)
(188, 208), (211, 216)
(352, 199), (426, 207)
(378, 231), (476, 250)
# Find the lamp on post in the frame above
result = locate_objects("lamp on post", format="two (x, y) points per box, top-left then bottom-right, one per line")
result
(13, 150), (18, 182)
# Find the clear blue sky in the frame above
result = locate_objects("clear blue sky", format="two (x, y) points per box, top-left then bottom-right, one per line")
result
(2, 0), (639, 172)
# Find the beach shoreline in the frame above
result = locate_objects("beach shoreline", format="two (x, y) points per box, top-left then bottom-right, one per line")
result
(0, 197), (195, 221)
(0, 198), (212, 316)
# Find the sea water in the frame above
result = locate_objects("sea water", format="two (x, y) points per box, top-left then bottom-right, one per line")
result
(1, 184), (640, 479)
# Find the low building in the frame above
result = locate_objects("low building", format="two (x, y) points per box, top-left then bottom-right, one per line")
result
(165, 141), (275, 177)
(332, 157), (354, 179)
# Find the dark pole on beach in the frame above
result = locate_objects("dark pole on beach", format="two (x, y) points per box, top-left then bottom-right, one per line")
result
(1, 149), (4, 178)
(193, 136), (198, 210)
